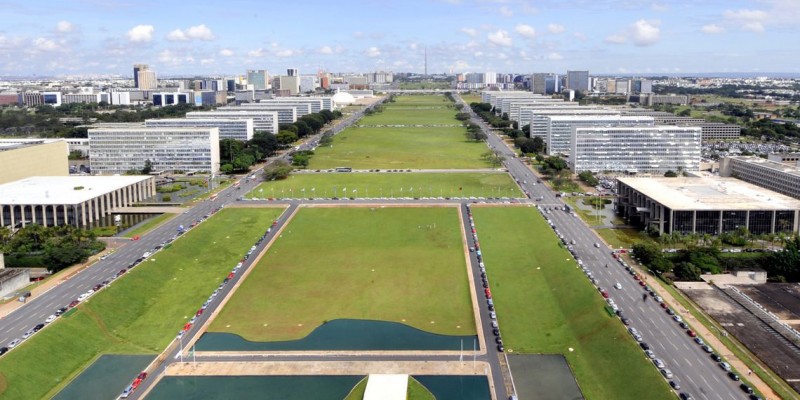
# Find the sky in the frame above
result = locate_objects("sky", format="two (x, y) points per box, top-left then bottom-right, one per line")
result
(0, 0), (797, 77)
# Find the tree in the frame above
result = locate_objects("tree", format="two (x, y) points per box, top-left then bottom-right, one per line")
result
(664, 170), (678, 177)
(249, 132), (279, 158)
(294, 120), (312, 137)
(769, 235), (800, 281)
(543, 156), (568, 172)
(263, 160), (293, 181)
(674, 261), (701, 281)
(531, 136), (545, 153)
(632, 241), (662, 266)
(481, 150), (506, 168)
(276, 130), (298, 145)
(465, 128), (487, 141)
(455, 112), (471, 121)
(677, 108), (692, 117)
(521, 124), (530, 137)
(142, 159), (153, 175)
(505, 129), (524, 139)
(292, 152), (310, 167)
(578, 171), (599, 186)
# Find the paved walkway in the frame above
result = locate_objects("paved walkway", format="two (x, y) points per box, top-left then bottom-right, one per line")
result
(166, 360), (490, 376)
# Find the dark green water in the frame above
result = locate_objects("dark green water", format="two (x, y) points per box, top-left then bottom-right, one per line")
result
(146, 375), (492, 400)
(146, 376), (363, 400)
(52, 354), (155, 400)
(415, 375), (491, 400)
(197, 319), (479, 351)
(507, 354), (584, 400)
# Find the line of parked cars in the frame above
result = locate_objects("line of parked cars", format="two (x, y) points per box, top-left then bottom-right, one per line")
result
(465, 204), (504, 353)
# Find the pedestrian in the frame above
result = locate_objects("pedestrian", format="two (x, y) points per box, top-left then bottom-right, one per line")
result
(747, 369), (752, 375)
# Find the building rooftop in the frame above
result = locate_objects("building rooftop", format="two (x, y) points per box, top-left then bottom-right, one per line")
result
(731, 156), (800, 178)
(0, 138), (61, 152)
(618, 176), (800, 211)
(0, 176), (151, 205)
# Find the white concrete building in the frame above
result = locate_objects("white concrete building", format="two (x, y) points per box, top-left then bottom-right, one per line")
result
(721, 156), (800, 200)
(571, 125), (701, 174)
(546, 115), (654, 156)
(0, 175), (155, 228)
(520, 106), (613, 131)
(186, 110), (279, 134)
(145, 118), (254, 141)
(88, 126), (220, 174)
(223, 104), (298, 124)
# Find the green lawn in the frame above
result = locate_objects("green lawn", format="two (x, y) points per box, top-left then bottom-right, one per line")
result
(596, 228), (645, 249)
(397, 82), (452, 90)
(210, 207), (475, 341)
(470, 207), (673, 400)
(246, 173), (521, 199)
(360, 107), (459, 125)
(460, 94), (483, 105)
(0, 208), (284, 400)
(121, 213), (177, 238)
(308, 126), (490, 170)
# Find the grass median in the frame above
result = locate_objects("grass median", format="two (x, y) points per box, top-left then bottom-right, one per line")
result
(121, 213), (177, 238)
(308, 126), (489, 170)
(246, 172), (521, 199)
(470, 206), (673, 400)
(210, 207), (475, 341)
(0, 208), (284, 400)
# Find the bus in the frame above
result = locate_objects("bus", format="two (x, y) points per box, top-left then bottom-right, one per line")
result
(335, 167), (352, 172)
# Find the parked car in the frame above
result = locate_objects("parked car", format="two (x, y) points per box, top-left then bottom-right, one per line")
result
(669, 381), (680, 390)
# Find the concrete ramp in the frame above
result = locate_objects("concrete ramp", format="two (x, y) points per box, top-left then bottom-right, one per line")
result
(364, 374), (408, 400)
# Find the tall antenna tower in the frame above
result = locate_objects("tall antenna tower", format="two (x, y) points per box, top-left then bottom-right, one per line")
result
(424, 47), (428, 77)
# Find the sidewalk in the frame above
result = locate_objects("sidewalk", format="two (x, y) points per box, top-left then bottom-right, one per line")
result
(166, 360), (490, 377)
(624, 255), (779, 399)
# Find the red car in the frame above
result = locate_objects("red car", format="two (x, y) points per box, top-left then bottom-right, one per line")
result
(634, 274), (641, 281)
(687, 330), (697, 337)
(131, 378), (142, 390)
(601, 290), (609, 298)
(137, 372), (148, 380)
(660, 302), (668, 309)
(68, 300), (80, 308)
(638, 280), (646, 287)
(196, 309), (204, 317)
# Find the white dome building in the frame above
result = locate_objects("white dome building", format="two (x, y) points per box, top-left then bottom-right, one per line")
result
(331, 90), (355, 108)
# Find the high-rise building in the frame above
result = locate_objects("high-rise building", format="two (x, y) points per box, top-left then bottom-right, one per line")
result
(133, 64), (157, 90)
(545, 115), (655, 156)
(566, 70), (589, 92)
(570, 125), (701, 173)
(531, 73), (548, 95)
(145, 118), (254, 141)
(247, 70), (269, 90)
(88, 125), (220, 174)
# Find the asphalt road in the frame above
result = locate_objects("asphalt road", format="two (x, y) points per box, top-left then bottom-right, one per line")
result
(456, 94), (748, 400)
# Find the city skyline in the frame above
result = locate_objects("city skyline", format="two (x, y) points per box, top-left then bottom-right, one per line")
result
(0, 0), (797, 76)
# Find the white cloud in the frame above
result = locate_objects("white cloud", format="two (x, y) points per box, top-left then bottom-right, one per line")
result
(32, 37), (58, 51)
(701, 24), (724, 34)
(547, 24), (565, 34)
(167, 24), (214, 41)
(723, 9), (767, 32)
(317, 45), (333, 54)
(487, 30), (512, 47)
(605, 34), (626, 44)
(460, 27), (477, 37)
(499, 6), (513, 17)
(219, 48), (234, 57)
(275, 49), (295, 57)
(247, 48), (264, 57)
(126, 25), (154, 43)
(573, 32), (587, 41)
(630, 19), (660, 46)
(366, 46), (381, 57)
(651, 2), (667, 12)
(200, 58), (214, 65)
(515, 24), (536, 39)
(56, 21), (75, 33)
(546, 52), (563, 60)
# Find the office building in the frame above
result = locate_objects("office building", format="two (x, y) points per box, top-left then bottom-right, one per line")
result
(720, 156), (800, 200)
(545, 115), (655, 156)
(247, 70), (269, 90)
(566, 70), (589, 92)
(619, 109), (741, 141)
(152, 92), (191, 106)
(0, 139), (69, 184)
(570, 125), (701, 174)
(88, 125), (220, 174)
(300, 76), (317, 93)
(63, 93), (101, 104)
(518, 105), (605, 130)
(185, 110), (279, 133)
(222, 104), (297, 124)
(531, 73), (549, 95)
(145, 118), (254, 141)
(641, 93), (688, 106)
(529, 109), (620, 140)
(616, 176), (800, 235)
(767, 153), (800, 166)
(134, 64), (157, 90)
(0, 175), (155, 228)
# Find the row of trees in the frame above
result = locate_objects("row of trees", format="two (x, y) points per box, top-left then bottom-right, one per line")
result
(469, 103), (512, 129)
(633, 235), (800, 282)
(276, 109), (342, 144)
(0, 225), (106, 272)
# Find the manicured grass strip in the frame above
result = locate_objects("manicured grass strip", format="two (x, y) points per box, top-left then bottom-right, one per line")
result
(247, 173), (521, 199)
(211, 207), (475, 341)
(121, 213), (177, 238)
(596, 228), (644, 249)
(360, 107), (459, 125)
(308, 126), (490, 170)
(460, 94), (483, 105)
(0, 208), (284, 400)
(342, 377), (367, 400)
(471, 207), (673, 400)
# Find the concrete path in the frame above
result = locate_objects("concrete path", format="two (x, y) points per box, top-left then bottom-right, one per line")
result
(166, 360), (490, 377)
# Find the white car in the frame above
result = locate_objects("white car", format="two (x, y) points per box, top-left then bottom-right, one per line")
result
(7, 339), (21, 348)
(613, 283), (622, 290)
(45, 315), (57, 324)
(644, 350), (656, 359)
